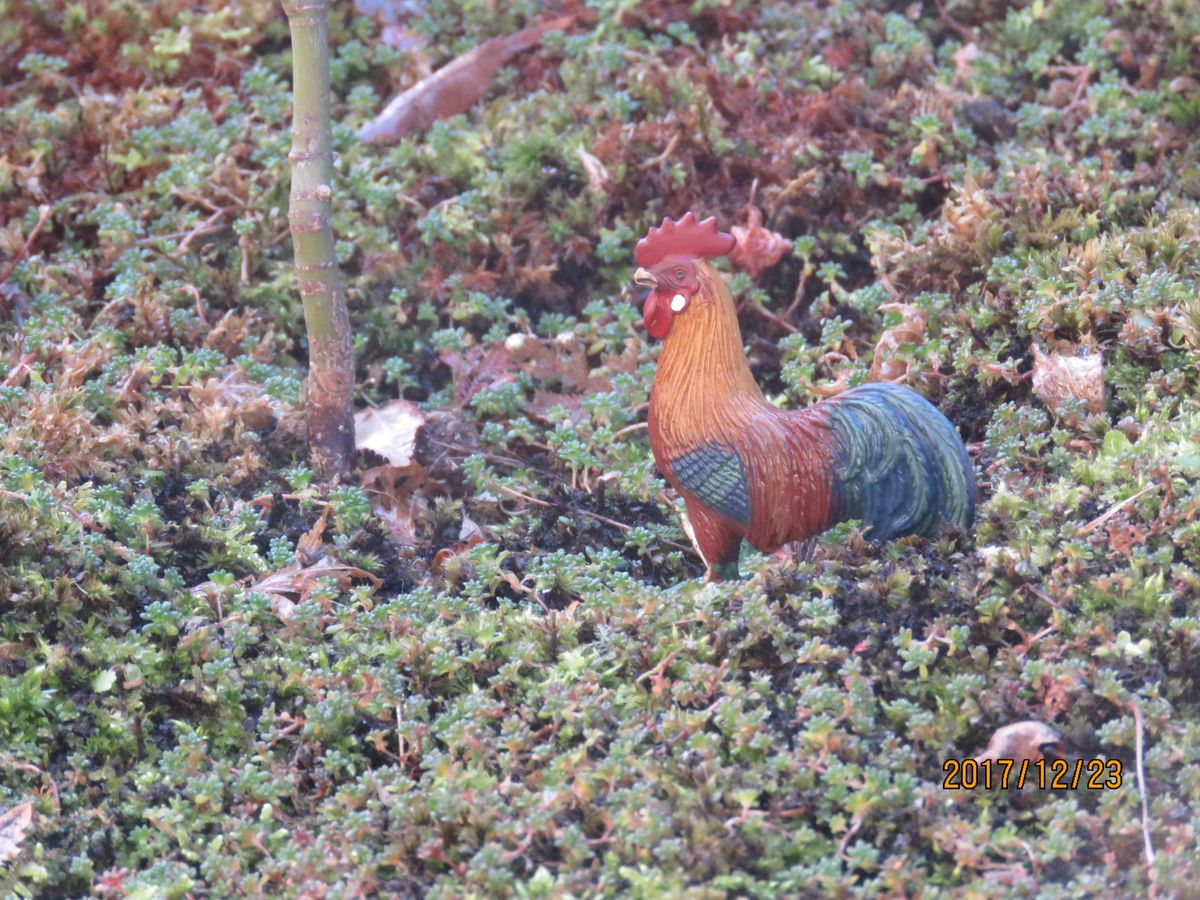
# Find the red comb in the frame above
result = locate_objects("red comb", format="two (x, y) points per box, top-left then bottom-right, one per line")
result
(635, 212), (736, 267)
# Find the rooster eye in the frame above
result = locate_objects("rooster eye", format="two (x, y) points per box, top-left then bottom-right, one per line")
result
(674, 267), (687, 281)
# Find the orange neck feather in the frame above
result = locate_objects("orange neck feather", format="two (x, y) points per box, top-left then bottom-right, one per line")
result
(648, 261), (769, 452)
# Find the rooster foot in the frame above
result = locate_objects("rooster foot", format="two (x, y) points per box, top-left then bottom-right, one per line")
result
(705, 560), (742, 582)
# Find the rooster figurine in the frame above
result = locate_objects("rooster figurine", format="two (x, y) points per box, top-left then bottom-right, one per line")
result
(634, 213), (975, 581)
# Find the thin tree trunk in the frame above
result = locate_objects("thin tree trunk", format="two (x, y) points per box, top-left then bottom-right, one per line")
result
(284, 0), (355, 478)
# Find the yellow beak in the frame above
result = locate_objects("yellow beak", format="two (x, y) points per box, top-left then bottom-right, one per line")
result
(633, 267), (657, 288)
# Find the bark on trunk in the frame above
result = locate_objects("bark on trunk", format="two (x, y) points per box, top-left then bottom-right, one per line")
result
(284, 0), (355, 478)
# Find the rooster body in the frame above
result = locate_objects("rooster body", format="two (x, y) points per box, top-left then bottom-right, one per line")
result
(634, 215), (975, 580)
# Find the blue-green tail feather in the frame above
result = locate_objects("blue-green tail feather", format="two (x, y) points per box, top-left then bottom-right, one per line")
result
(823, 384), (975, 541)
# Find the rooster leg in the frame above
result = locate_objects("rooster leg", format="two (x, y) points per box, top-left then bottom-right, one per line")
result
(682, 504), (743, 582)
(706, 559), (742, 582)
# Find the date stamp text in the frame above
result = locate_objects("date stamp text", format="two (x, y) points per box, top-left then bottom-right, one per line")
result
(942, 758), (1122, 790)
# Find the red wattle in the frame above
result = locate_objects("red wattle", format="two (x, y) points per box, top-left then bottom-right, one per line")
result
(642, 290), (673, 339)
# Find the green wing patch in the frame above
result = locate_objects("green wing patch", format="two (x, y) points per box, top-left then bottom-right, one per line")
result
(669, 444), (751, 525)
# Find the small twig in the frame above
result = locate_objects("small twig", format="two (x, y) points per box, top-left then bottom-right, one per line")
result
(836, 817), (864, 860)
(582, 508), (633, 532)
(878, 271), (903, 300)
(769, 169), (819, 219)
(640, 131), (680, 169)
(173, 209), (232, 256)
(179, 283), (207, 325)
(499, 485), (693, 553)
(750, 299), (799, 334)
(396, 703), (405, 763)
(933, 0), (975, 43)
(6, 759), (60, 811)
(782, 266), (811, 321)
(499, 485), (551, 507)
(1, 353), (36, 388)
(1079, 484), (1158, 534)
(208, 183), (252, 209)
(1130, 699), (1157, 870)
(132, 216), (227, 250)
(612, 421), (648, 440)
(1023, 582), (1062, 609)
(239, 231), (252, 284)
(0, 204), (52, 284)
(170, 187), (226, 214)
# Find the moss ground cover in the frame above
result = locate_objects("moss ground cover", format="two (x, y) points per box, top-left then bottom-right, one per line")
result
(1, 0), (1199, 895)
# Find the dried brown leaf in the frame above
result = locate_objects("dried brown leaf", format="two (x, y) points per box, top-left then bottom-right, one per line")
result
(1040, 670), (1087, 719)
(253, 557), (382, 622)
(577, 149), (610, 194)
(0, 802), (32, 863)
(440, 344), (517, 407)
(528, 389), (587, 426)
(505, 331), (602, 392)
(361, 463), (427, 544)
(355, 399), (426, 467)
(974, 721), (1064, 764)
(459, 514), (485, 544)
(296, 505), (331, 564)
(729, 206), (790, 279)
(359, 15), (576, 143)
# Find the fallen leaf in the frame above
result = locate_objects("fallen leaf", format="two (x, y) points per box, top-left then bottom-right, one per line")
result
(506, 331), (600, 392)
(359, 14), (576, 143)
(974, 721), (1064, 764)
(577, 149), (610, 194)
(296, 505), (331, 564)
(445, 331), (622, 421)
(729, 205), (790, 279)
(0, 282), (31, 327)
(270, 594), (297, 623)
(1031, 344), (1104, 422)
(253, 557), (382, 622)
(1046, 77), (1079, 109)
(1040, 670), (1087, 718)
(361, 462), (427, 544)
(0, 802), (32, 864)
(355, 399), (426, 467)
(528, 388), (588, 426)
(459, 514), (485, 544)
(868, 302), (927, 383)
(499, 569), (532, 595)
(440, 344), (517, 407)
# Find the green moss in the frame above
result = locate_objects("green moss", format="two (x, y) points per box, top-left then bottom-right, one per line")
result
(2, 0), (1200, 895)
